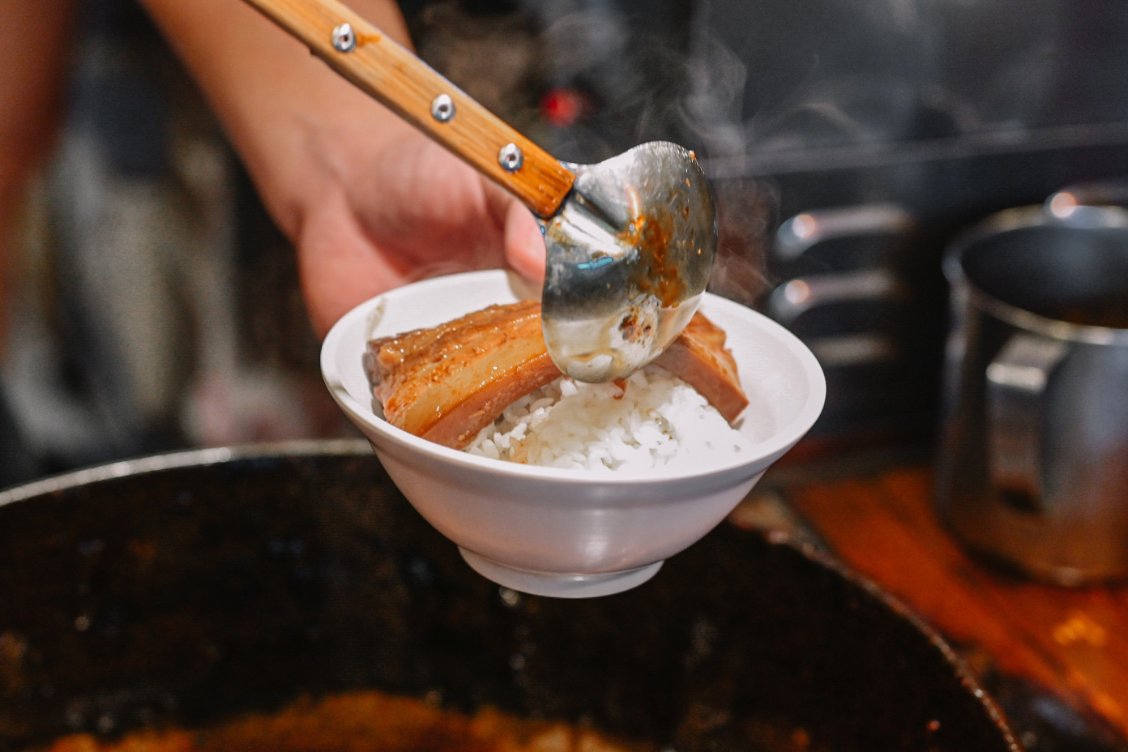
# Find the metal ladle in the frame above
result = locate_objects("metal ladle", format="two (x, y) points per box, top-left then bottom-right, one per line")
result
(244, 0), (717, 382)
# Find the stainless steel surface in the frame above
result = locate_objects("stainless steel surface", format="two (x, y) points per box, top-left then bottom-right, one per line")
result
(330, 22), (356, 52)
(985, 335), (1069, 511)
(429, 92), (454, 122)
(497, 141), (523, 171)
(686, 0), (1128, 444)
(768, 269), (906, 327)
(541, 141), (717, 381)
(775, 204), (916, 263)
(936, 204), (1128, 585)
(1047, 179), (1128, 213)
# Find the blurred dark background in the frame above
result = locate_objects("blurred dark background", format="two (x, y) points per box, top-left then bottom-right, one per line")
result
(4, 0), (1128, 488)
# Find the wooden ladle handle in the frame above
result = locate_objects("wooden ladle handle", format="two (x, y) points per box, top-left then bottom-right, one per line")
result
(243, 0), (575, 218)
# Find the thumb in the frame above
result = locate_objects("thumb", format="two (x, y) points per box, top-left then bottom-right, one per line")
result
(502, 200), (546, 284)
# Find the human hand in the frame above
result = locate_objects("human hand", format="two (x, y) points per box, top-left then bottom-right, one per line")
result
(140, 0), (546, 339)
(292, 126), (546, 338)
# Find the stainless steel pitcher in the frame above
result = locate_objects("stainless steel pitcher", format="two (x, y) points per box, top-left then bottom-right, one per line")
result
(936, 203), (1128, 585)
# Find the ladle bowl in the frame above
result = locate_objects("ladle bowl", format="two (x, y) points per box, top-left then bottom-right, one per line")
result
(542, 141), (716, 381)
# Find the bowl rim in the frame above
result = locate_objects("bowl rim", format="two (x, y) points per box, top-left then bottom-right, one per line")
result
(321, 270), (826, 486)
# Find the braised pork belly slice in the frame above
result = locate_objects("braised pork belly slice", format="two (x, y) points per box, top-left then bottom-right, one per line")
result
(366, 301), (748, 449)
(365, 301), (561, 449)
(652, 313), (748, 423)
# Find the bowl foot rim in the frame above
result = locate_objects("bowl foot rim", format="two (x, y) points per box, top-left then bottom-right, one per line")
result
(458, 548), (663, 599)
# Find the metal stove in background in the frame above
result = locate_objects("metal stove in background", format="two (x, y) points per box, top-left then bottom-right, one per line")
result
(427, 0), (1128, 445)
(696, 0), (1128, 444)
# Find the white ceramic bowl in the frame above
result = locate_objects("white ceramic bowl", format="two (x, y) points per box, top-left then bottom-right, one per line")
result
(321, 270), (825, 598)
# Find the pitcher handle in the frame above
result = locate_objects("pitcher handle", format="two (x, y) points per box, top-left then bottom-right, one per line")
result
(986, 335), (1068, 511)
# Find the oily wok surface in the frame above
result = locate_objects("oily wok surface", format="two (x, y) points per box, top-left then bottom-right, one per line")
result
(0, 441), (1019, 751)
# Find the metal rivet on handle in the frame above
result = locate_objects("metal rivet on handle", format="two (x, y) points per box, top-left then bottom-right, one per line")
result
(331, 23), (356, 53)
(431, 94), (456, 123)
(498, 143), (524, 172)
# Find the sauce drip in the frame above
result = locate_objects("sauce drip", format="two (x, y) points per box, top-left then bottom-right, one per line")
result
(620, 209), (682, 307)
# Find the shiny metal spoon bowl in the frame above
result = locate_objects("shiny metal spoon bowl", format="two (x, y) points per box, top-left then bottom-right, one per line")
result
(541, 141), (717, 381)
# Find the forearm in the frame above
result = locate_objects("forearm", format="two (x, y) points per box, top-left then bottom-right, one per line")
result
(137, 0), (415, 237)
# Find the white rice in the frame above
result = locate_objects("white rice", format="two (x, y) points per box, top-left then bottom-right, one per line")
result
(466, 365), (751, 473)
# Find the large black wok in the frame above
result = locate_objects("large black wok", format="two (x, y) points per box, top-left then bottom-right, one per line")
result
(0, 441), (1019, 751)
